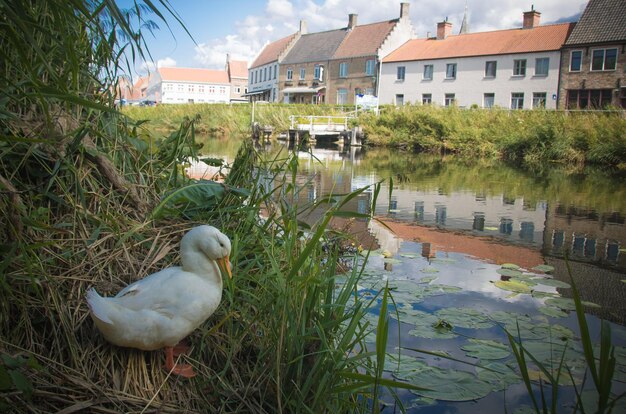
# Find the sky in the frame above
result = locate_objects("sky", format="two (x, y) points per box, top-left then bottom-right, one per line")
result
(125, 0), (588, 76)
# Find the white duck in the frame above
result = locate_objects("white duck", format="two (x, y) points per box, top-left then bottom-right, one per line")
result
(86, 225), (232, 378)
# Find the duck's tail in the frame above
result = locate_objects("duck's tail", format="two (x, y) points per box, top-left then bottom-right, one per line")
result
(86, 288), (114, 325)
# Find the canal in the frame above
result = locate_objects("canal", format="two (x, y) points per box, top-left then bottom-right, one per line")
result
(193, 135), (626, 413)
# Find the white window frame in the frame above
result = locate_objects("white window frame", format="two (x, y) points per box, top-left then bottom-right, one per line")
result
(337, 88), (348, 104)
(339, 62), (348, 78)
(485, 61), (497, 78)
(287, 68), (293, 80)
(590, 48), (618, 71)
(511, 92), (524, 109)
(365, 59), (375, 76)
(423, 64), (433, 80)
(532, 92), (547, 108)
(395, 94), (404, 106)
(535, 57), (549, 76)
(299, 67), (305, 80)
(484, 93), (495, 108)
(445, 63), (457, 79)
(444, 93), (455, 107)
(513, 59), (527, 76)
(422, 93), (432, 104)
(397, 66), (406, 81)
(569, 50), (583, 72)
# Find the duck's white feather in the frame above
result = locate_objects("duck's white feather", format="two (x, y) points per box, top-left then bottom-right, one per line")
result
(86, 225), (230, 351)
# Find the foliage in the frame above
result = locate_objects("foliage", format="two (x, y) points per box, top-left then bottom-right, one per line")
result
(357, 105), (626, 168)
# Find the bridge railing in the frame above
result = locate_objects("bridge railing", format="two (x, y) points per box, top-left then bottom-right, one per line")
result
(289, 115), (354, 131)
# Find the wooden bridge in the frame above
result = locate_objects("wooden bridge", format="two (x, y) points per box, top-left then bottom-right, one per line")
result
(287, 115), (364, 146)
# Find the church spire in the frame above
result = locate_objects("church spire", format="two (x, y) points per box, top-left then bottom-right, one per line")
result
(459, 0), (469, 34)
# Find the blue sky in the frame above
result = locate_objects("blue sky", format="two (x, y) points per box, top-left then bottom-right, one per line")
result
(124, 0), (587, 77)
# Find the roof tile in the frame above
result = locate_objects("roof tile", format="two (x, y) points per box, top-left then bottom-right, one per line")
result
(384, 23), (575, 62)
(333, 20), (397, 58)
(158, 67), (230, 84)
(251, 33), (297, 68)
(228, 60), (248, 79)
(565, 0), (626, 45)
(282, 29), (348, 64)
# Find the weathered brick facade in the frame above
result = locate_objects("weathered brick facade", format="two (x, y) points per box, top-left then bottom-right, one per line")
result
(558, 43), (626, 109)
(327, 56), (378, 105)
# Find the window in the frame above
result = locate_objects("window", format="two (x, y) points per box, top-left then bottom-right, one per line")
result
(235, 86), (240, 93)
(198, 85), (204, 93)
(513, 59), (527, 76)
(570, 50), (582, 72)
(511, 92), (524, 109)
(264, 67), (267, 81)
(337, 88), (348, 104)
(397, 66), (405, 81)
(339, 62), (348, 78)
(446, 63), (457, 79)
(287, 68), (293, 80)
(188, 85), (195, 93)
(365, 87), (374, 95)
(209, 86), (215, 94)
(365, 59), (376, 76)
(591, 48), (617, 71)
(532, 92), (547, 108)
(444, 93), (455, 107)
(485, 61), (497, 78)
(422, 93), (432, 104)
(219, 87), (226, 94)
(299, 68), (305, 80)
(535, 58), (549, 76)
(274, 64), (278, 79)
(566, 89), (612, 109)
(177, 84), (184, 92)
(423, 64), (433, 80)
(314, 64), (324, 81)
(395, 94), (404, 106)
(484, 93), (495, 108)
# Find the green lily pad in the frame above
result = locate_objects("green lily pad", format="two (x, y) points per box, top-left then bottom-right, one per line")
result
(538, 306), (569, 318)
(383, 258), (402, 264)
(462, 338), (511, 360)
(421, 267), (440, 274)
(407, 311), (458, 339)
(493, 279), (532, 294)
(484, 226), (498, 231)
(533, 277), (571, 289)
(501, 263), (521, 270)
(545, 297), (600, 311)
(532, 264), (555, 273)
(477, 361), (520, 388)
(407, 366), (494, 402)
(532, 290), (559, 299)
(384, 353), (429, 379)
(497, 268), (523, 277)
(418, 275), (438, 284)
(435, 307), (494, 329)
(399, 253), (420, 259)
(431, 257), (457, 264)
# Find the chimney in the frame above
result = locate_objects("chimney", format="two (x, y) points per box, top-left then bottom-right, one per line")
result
(437, 19), (452, 40)
(523, 6), (541, 29)
(348, 13), (358, 29)
(299, 19), (308, 34)
(400, 2), (409, 19)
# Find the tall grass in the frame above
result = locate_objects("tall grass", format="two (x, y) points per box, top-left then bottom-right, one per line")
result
(358, 105), (626, 168)
(0, 1), (420, 411)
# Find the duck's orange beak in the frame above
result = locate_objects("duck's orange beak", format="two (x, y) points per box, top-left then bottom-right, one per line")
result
(217, 256), (232, 279)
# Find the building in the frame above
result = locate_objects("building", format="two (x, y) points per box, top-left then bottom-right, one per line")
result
(146, 67), (230, 104)
(247, 29), (300, 102)
(380, 9), (574, 109)
(114, 75), (149, 104)
(558, 0), (626, 109)
(278, 3), (414, 105)
(225, 55), (249, 103)
(328, 3), (414, 105)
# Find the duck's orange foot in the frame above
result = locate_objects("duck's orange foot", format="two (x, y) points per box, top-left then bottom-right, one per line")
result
(164, 345), (196, 378)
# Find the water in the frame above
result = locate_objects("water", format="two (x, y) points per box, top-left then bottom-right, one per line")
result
(197, 136), (626, 412)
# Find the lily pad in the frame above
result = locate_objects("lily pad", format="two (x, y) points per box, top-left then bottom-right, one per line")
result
(497, 268), (523, 277)
(421, 267), (440, 274)
(501, 263), (521, 270)
(418, 275), (438, 284)
(493, 279), (532, 294)
(385, 353), (429, 379)
(407, 366), (494, 402)
(538, 306), (569, 318)
(477, 361), (520, 388)
(407, 311), (458, 339)
(484, 226), (498, 231)
(545, 297), (600, 311)
(532, 264), (555, 274)
(435, 307), (494, 329)
(462, 338), (511, 360)
(533, 277), (571, 289)
(399, 253), (420, 259)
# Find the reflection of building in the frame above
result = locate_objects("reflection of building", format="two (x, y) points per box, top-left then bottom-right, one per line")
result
(543, 203), (625, 271)
(376, 185), (547, 247)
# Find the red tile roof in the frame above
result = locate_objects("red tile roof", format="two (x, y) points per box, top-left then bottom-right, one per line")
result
(384, 23), (575, 62)
(158, 67), (230, 84)
(251, 32), (297, 68)
(228, 60), (248, 79)
(334, 20), (397, 59)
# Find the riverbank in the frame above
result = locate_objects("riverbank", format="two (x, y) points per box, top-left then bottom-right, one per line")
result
(126, 103), (626, 169)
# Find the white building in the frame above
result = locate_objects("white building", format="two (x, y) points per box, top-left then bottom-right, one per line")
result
(380, 10), (574, 109)
(146, 67), (231, 104)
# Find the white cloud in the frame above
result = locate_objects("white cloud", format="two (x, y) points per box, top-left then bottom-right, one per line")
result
(191, 0), (588, 69)
(139, 56), (176, 74)
(157, 57), (177, 68)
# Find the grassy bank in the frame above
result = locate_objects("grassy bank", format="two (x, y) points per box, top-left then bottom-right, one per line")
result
(359, 104), (626, 168)
(0, 2), (413, 411)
